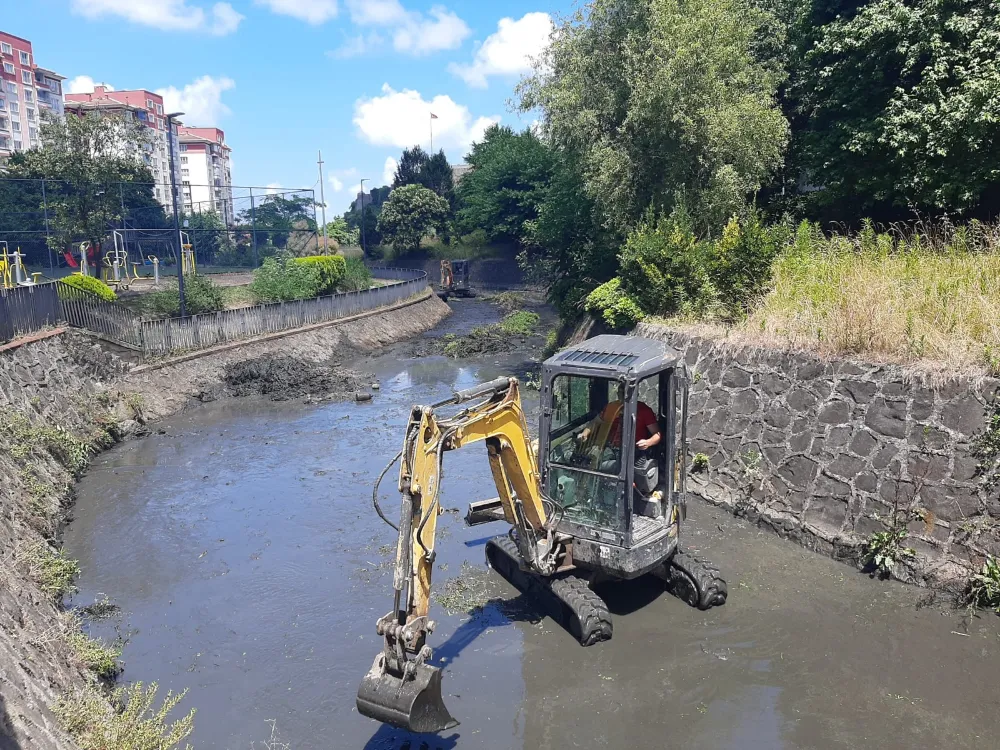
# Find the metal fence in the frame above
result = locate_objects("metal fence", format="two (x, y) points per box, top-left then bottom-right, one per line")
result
(56, 281), (144, 350)
(0, 283), (62, 342)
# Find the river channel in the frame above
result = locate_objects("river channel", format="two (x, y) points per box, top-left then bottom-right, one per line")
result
(64, 300), (1000, 750)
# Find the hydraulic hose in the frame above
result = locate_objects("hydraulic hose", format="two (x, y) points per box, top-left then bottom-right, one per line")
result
(373, 450), (403, 532)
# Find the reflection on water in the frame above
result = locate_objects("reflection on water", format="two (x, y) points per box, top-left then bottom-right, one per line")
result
(64, 303), (1000, 750)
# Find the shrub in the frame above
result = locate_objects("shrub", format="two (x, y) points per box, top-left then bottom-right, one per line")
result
(691, 453), (710, 473)
(618, 212), (719, 319)
(339, 256), (372, 292)
(290, 254), (346, 295)
(709, 213), (788, 317)
(499, 310), (540, 336)
(137, 275), (225, 317)
(964, 555), (1000, 613)
(54, 682), (195, 750)
(585, 278), (645, 329)
(250, 254), (322, 302)
(22, 542), (79, 598)
(67, 630), (122, 679)
(62, 273), (116, 301)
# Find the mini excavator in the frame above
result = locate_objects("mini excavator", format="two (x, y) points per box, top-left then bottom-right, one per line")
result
(357, 335), (727, 732)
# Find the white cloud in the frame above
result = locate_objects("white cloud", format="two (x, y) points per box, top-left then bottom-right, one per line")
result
(329, 175), (344, 191)
(342, 0), (469, 56)
(354, 84), (499, 153)
(156, 75), (235, 126)
(328, 32), (384, 58)
(265, 183), (282, 195)
(255, 0), (338, 25)
(349, 183), (362, 196)
(67, 76), (115, 94)
(71, 0), (243, 35)
(383, 156), (398, 185)
(450, 12), (552, 88)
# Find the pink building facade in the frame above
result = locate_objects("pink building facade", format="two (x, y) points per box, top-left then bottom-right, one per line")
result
(178, 126), (234, 226)
(0, 31), (65, 161)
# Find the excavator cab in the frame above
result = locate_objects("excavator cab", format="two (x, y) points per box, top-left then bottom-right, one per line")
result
(540, 335), (689, 579)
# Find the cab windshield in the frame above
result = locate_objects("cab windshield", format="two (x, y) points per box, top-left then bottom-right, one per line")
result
(547, 374), (626, 531)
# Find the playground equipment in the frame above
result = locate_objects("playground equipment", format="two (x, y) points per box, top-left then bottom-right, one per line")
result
(102, 231), (137, 290)
(180, 232), (196, 277)
(79, 242), (92, 277)
(0, 243), (41, 289)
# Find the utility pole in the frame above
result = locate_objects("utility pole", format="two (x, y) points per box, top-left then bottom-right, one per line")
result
(166, 112), (187, 317)
(317, 150), (328, 252)
(359, 177), (367, 256)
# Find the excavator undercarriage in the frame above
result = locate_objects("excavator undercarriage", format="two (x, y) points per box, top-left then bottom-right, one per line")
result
(356, 335), (728, 733)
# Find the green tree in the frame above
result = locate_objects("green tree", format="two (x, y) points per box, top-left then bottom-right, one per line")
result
(181, 210), (234, 266)
(325, 216), (360, 246)
(3, 112), (163, 254)
(793, 0), (1000, 215)
(238, 194), (315, 249)
(519, 0), (788, 236)
(377, 184), (450, 254)
(392, 146), (430, 189)
(455, 125), (554, 246)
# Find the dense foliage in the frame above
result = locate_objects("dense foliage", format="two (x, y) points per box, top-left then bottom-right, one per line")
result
(60, 273), (117, 302)
(377, 185), (450, 254)
(290, 254), (347, 295)
(250, 254), (324, 302)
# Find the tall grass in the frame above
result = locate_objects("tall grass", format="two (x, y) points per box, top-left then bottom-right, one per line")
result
(742, 220), (1000, 370)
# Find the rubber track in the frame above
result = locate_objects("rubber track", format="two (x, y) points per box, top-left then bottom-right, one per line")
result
(665, 551), (728, 610)
(485, 536), (613, 646)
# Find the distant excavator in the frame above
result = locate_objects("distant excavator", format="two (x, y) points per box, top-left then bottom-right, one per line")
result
(357, 335), (727, 732)
(437, 259), (473, 300)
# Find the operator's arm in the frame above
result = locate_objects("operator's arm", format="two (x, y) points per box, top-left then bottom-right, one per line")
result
(636, 403), (661, 450)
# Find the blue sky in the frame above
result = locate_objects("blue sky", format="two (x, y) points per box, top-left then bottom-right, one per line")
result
(4, 0), (572, 213)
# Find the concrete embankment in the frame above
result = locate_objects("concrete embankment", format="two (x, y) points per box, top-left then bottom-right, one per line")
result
(0, 291), (448, 749)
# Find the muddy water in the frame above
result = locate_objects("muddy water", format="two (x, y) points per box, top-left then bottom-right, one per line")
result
(65, 301), (1000, 750)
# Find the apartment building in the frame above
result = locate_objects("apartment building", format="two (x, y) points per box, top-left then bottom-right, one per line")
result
(178, 126), (234, 226)
(64, 86), (182, 209)
(0, 31), (65, 161)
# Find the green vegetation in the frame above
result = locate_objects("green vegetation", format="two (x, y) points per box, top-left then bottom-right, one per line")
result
(340, 256), (373, 291)
(964, 555), (1000, 614)
(435, 562), (496, 615)
(585, 278), (645, 330)
(22, 542), (80, 598)
(1, 412), (92, 473)
(691, 453), (711, 473)
(862, 501), (917, 577)
(137, 274), (226, 317)
(61, 273), (117, 302)
(54, 682), (195, 750)
(290, 254), (346, 295)
(499, 311), (540, 336)
(67, 629), (122, 679)
(972, 396), (1000, 490)
(250, 254), (323, 303)
(378, 185), (451, 254)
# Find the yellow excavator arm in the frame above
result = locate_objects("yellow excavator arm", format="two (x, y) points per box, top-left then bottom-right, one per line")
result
(357, 376), (555, 732)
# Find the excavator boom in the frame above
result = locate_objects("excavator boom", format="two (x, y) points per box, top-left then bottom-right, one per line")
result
(356, 377), (551, 733)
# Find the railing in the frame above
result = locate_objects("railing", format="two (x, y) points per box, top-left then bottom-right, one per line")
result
(56, 281), (145, 350)
(139, 267), (426, 358)
(0, 282), (62, 343)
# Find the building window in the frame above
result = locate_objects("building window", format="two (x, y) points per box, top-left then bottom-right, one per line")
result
(23, 90), (32, 103)
(181, 168), (189, 177)
(156, 103), (163, 115)
(26, 109), (34, 122)
(0, 117), (6, 130)
(179, 144), (188, 152)
(146, 98), (154, 110)
(19, 51), (29, 65)
(180, 156), (188, 164)
(13, 140), (22, 151)
(0, 98), (5, 109)
(0, 136), (9, 149)
(21, 70), (31, 85)
(11, 121), (19, 133)
(29, 127), (38, 140)
(10, 102), (18, 114)
(2, 63), (13, 75)
(6, 82), (16, 94)
(0, 43), (11, 55)
(157, 117), (164, 129)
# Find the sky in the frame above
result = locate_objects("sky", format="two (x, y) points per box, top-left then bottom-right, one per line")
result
(3, 0), (573, 213)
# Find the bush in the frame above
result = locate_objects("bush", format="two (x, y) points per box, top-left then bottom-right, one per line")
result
(585, 278), (645, 329)
(340, 256), (372, 291)
(67, 630), (122, 679)
(290, 254), (346, 295)
(53, 682), (195, 750)
(62, 273), (117, 301)
(710, 213), (787, 316)
(618, 212), (719, 319)
(23, 542), (79, 598)
(138, 275), (225, 317)
(250, 254), (322, 302)
(964, 555), (1000, 613)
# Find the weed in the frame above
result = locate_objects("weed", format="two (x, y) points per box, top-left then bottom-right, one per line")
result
(972, 392), (1000, 491)
(125, 392), (146, 421)
(863, 525), (915, 576)
(78, 595), (121, 620)
(485, 291), (523, 314)
(435, 562), (496, 615)
(499, 310), (540, 336)
(252, 720), (290, 750)
(543, 330), (559, 358)
(1, 413), (92, 472)
(691, 453), (710, 473)
(964, 555), (1000, 614)
(67, 629), (122, 679)
(21, 542), (79, 598)
(53, 681), (195, 750)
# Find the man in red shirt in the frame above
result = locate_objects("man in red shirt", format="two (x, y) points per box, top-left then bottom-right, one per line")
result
(580, 400), (661, 451)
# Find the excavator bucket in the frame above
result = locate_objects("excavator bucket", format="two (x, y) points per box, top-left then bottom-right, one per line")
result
(356, 654), (459, 733)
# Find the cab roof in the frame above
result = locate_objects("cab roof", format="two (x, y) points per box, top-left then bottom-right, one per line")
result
(545, 335), (683, 378)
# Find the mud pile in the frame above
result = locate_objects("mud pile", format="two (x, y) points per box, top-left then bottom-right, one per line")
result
(218, 354), (372, 401)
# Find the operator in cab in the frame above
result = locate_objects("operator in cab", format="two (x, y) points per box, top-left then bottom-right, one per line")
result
(579, 399), (662, 452)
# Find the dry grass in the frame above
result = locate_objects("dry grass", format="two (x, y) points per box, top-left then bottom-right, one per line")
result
(737, 221), (1000, 373)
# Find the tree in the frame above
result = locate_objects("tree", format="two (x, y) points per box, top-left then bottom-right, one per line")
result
(182, 210), (234, 265)
(325, 216), (360, 246)
(237, 193), (315, 249)
(519, 0), (788, 236)
(3, 112), (164, 254)
(455, 125), (554, 245)
(392, 146), (431, 189)
(792, 0), (1000, 216)
(377, 184), (450, 254)
(392, 146), (454, 203)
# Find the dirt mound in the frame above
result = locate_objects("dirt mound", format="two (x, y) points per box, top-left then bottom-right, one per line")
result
(220, 355), (372, 401)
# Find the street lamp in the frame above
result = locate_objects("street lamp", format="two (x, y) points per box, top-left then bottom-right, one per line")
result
(166, 111), (186, 316)
(359, 177), (369, 256)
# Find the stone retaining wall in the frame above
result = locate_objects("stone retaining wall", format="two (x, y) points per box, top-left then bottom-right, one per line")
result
(638, 323), (1000, 586)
